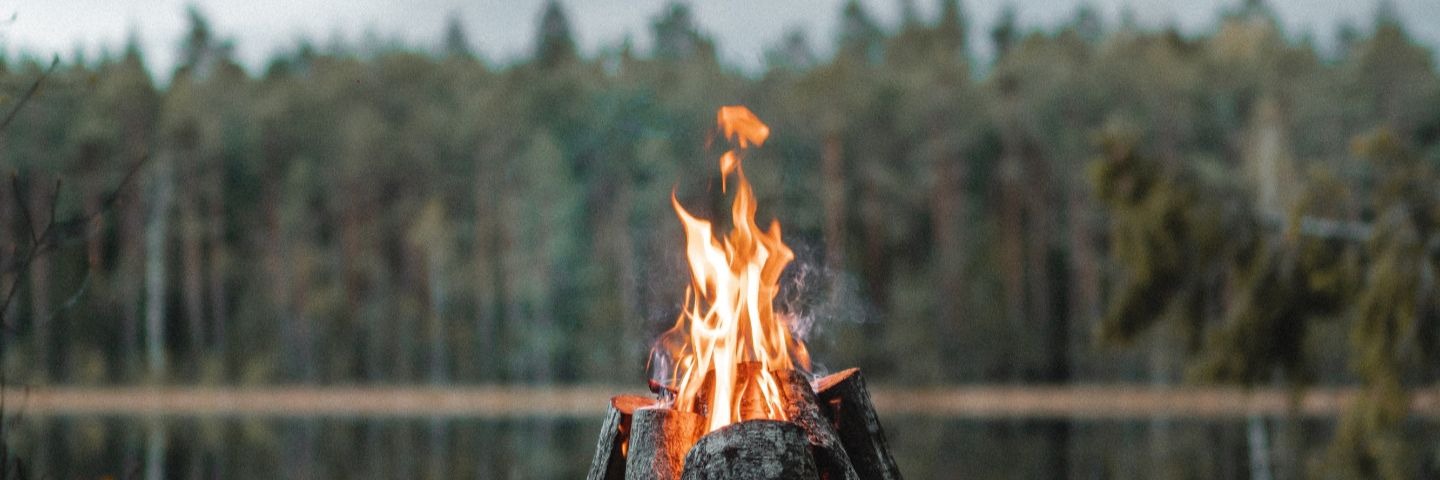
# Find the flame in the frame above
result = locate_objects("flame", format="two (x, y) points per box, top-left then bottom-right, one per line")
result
(651, 106), (810, 433)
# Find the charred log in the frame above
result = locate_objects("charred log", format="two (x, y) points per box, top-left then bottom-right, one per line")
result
(625, 407), (705, 480)
(815, 368), (902, 480)
(588, 394), (657, 480)
(681, 420), (819, 480)
(777, 370), (860, 480)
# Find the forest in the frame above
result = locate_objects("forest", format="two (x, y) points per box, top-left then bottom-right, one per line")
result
(0, 0), (1438, 478)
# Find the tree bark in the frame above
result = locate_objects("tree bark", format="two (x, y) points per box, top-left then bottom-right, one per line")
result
(626, 407), (705, 480)
(427, 247), (449, 384)
(28, 179), (52, 381)
(777, 370), (859, 480)
(588, 394), (659, 480)
(815, 368), (902, 480)
(145, 154), (175, 379)
(930, 153), (968, 377)
(179, 173), (206, 358)
(473, 166), (500, 382)
(681, 420), (819, 480)
(996, 154), (1026, 367)
(118, 183), (144, 378)
(206, 181), (228, 365)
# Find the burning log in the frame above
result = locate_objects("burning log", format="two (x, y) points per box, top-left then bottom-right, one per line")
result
(588, 395), (658, 480)
(778, 370), (860, 480)
(681, 420), (819, 480)
(625, 407), (706, 480)
(815, 368), (902, 480)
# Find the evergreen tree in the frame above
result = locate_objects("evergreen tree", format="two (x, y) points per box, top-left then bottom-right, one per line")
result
(442, 13), (475, 59)
(534, 1), (578, 68)
(990, 4), (1018, 59)
(838, 0), (884, 64)
(650, 2), (714, 62)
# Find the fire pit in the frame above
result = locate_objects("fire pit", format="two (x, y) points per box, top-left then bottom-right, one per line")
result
(586, 107), (901, 480)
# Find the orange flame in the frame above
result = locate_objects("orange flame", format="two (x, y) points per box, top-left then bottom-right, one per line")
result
(652, 106), (810, 433)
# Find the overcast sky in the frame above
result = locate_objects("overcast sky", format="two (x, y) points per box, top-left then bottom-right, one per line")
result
(2, 0), (1437, 76)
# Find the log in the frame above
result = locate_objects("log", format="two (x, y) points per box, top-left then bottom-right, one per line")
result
(777, 370), (860, 480)
(815, 368), (902, 480)
(681, 419), (819, 480)
(588, 395), (658, 480)
(692, 361), (785, 421)
(625, 406), (706, 480)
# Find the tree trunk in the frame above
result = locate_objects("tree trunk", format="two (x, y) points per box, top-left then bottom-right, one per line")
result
(427, 247), (449, 384)
(996, 155), (1025, 379)
(473, 188), (500, 383)
(28, 179), (52, 381)
(179, 175), (206, 360)
(1066, 189), (1100, 333)
(118, 183), (144, 378)
(145, 155), (175, 379)
(206, 180), (228, 368)
(930, 153), (967, 377)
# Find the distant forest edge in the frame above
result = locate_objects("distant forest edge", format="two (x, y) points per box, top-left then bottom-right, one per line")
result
(3, 0), (1439, 474)
(0, 0), (1436, 396)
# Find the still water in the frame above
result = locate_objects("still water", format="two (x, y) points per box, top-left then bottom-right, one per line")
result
(4, 415), (1436, 479)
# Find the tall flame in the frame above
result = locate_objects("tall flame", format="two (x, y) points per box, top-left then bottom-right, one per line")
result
(652, 106), (810, 433)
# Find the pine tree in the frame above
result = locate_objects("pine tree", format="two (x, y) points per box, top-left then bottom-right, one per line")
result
(535, 1), (578, 68)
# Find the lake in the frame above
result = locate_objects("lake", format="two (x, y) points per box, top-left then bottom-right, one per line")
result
(9, 414), (1435, 479)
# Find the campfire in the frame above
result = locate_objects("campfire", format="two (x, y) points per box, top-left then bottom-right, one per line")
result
(587, 107), (902, 480)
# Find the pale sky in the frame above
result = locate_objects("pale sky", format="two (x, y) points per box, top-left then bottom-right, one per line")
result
(1, 0), (1437, 76)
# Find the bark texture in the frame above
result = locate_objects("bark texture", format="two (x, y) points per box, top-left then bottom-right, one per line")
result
(625, 407), (705, 480)
(588, 395), (657, 480)
(815, 368), (903, 480)
(777, 370), (859, 480)
(681, 420), (818, 480)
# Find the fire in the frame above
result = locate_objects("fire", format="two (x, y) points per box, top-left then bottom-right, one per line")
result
(651, 106), (811, 433)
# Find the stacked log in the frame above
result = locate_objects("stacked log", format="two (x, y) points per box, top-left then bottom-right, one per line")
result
(625, 407), (705, 480)
(587, 395), (657, 480)
(814, 368), (902, 480)
(588, 367), (901, 480)
(681, 420), (818, 480)
(778, 370), (859, 480)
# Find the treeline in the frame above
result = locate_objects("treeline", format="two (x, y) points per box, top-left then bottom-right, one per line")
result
(0, 0), (1436, 395)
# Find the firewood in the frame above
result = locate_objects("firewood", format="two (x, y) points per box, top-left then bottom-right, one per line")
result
(692, 361), (780, 421)
(625, 406), (705, 480)
(588, 395), (658, 480)
(681, 419), (819, 480)
(776, 369), (860, 480)
(815, 368), (903, 480)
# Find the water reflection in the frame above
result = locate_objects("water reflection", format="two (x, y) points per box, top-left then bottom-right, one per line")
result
(4, 415), (1437, 479)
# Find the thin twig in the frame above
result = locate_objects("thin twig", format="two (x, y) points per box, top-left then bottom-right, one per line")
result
(0, 56), (59, 134)
(41, 269), (90, 328)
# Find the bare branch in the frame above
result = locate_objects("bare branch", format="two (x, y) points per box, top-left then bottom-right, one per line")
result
(2, 155), (149, 277)
(0, 55), (59, 133)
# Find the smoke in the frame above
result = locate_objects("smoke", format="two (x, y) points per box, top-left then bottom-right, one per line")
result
(776, 237), (872, 378)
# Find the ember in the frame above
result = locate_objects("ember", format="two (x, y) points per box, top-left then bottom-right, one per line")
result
(587, 107), (901, 480)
